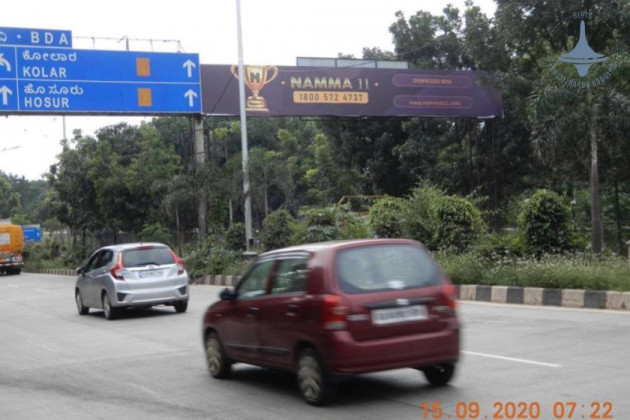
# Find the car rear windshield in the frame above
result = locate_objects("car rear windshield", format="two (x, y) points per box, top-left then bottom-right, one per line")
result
(336, 244), (441, 294)
(122, 247), (175, 267)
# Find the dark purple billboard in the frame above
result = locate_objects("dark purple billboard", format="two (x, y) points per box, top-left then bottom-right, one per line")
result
(201, 64), (502, 118)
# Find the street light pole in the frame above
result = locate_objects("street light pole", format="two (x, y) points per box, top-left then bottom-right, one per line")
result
(236, 0), (253, 253)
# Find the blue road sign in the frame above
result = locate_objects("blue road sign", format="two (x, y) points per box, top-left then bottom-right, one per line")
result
(17, 80), (200, 113)
(0, 27), (72, 48)
(21, 225), (42, 243)
(0, 46), (201, 114)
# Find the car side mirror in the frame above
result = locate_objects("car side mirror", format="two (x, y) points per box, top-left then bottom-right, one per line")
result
(220, 288), (236, 301)
(76, 267), (85, 276)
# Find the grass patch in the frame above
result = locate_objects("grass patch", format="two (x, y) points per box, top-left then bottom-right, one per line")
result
(434, 251), (630, 291)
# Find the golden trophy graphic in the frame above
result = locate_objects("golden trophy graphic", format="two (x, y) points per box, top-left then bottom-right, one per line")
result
(231, 65), (278, 112)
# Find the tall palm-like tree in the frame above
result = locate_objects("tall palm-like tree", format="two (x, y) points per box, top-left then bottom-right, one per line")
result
(529, 58), (630, 252)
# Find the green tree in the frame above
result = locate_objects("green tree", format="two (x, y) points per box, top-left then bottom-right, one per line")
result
(47, 132), (103, 256)
(522, 3), (630, 252)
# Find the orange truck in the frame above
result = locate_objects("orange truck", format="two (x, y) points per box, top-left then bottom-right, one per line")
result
(0, 223), (24, 275)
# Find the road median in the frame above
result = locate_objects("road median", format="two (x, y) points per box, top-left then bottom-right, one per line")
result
(24, 269), (630, 311)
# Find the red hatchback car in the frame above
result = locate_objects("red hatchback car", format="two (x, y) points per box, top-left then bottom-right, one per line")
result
(202, 239), (459, 405)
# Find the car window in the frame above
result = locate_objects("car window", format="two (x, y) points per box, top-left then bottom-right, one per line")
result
(97, 250), (114, 268)
(336, 245), (441, 294)
(271, 258), (309, 295)
(122, 247), (174, 267)
(238, 260), (274, 300)
(84, 251), (102, 272)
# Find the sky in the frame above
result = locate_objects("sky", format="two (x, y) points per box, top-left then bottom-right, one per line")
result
(0, 0), (496, 181)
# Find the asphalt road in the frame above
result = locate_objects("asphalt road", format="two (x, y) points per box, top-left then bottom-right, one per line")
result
(1, 273), (629, 419)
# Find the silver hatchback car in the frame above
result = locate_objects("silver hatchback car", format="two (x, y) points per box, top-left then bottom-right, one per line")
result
(74, 243), (189, 320)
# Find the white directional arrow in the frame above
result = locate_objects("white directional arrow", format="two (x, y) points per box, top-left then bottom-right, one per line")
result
(183, 60), (196, 78)
(0, 54), (11, 72)
(0, 85), (13, 105)
(184, 89), (198, 107)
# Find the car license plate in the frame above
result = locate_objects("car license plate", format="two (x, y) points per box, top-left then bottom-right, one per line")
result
(372, 305), (428, 325)
(138, 270), (163, 279)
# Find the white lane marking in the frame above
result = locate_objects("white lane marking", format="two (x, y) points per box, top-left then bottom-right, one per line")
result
(462, 350), (562, 368)
(129, 382), (162, 399)
(35, 288), (52, 293)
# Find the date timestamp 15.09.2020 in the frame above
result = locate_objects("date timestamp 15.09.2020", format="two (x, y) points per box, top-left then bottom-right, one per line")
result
(420, 401), (614, 419)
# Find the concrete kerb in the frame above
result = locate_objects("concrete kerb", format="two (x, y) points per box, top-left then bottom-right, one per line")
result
(192, 275), (240, 287)
(490, 286), (507, 303)
(561, 289), (585, 308)
(524, 287), (544, 305)
(605, 291), (630, 310)
(457, 284), (628, 311)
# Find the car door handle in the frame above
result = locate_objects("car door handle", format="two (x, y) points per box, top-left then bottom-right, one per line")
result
(247, 307), (260, 315)
(286, 304), (299, 313)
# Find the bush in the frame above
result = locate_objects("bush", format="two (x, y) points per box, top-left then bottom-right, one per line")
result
(304, 207), (337, 227)
(293, 207), (339, 244)
(140, 223), (173, 247)
(225, 222), (246, 251)
(405, 181), (446, 246)
(338, 212), (373, 240)
(432, 195), (485, 251)
(518, 190), (571, 255)
(369, 197), (409, 238)
(183, 234), (245, 279)
(474, 231), (526, 260)
(260, 210), (295, 251)
(60, 242), (89, 267)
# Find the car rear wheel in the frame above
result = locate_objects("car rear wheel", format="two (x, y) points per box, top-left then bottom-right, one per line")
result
(102, 293), (118, 320)
(422, 363), (455, 386)
(75, 290), (89, 315)
(296, 348), (331, 406)
(174, 300), (188, 313)
(205, 332), (231, 379)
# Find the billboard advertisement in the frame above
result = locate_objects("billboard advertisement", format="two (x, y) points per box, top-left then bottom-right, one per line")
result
(201, 64), (502, 118)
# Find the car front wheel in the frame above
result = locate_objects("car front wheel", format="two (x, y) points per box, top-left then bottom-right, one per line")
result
(296, 348), (332, 406)
(422, 363), (455, 386)
(75, 290), (89, 315)
(205, 332), (231, 379)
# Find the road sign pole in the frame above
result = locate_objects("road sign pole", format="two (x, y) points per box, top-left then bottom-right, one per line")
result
(236, 0), (253, 253)
(193, 116), (207, 243)
(62, 116), (67, 140)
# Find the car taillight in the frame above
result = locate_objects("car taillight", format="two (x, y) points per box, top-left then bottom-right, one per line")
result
(110, 254), (124, 281)
(443, 282), (457, 310)
(321, 294), (349, 330)
(169, 250), (185, 275)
